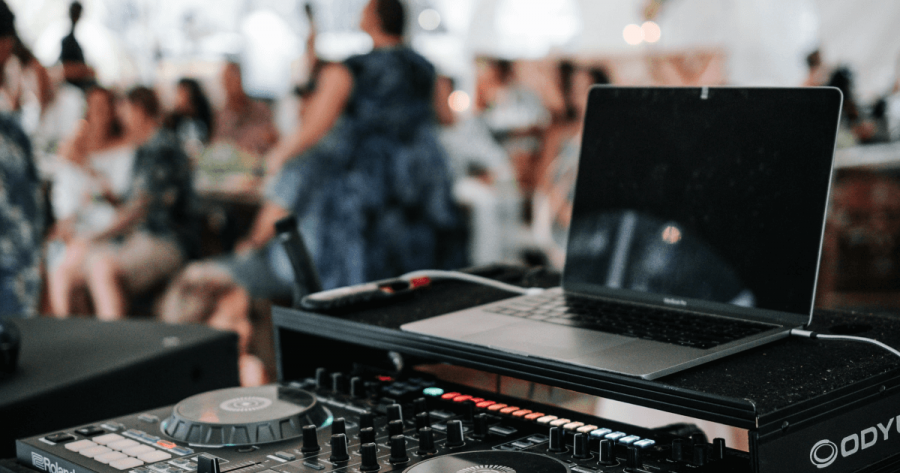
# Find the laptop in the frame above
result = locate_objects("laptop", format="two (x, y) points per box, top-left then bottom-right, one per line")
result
(402, 86), (843, 379)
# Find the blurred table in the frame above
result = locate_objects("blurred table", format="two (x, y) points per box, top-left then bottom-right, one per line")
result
(834, 141), (900, 170)
(817, 143), (900, 310)
(192, 143), (265, 256)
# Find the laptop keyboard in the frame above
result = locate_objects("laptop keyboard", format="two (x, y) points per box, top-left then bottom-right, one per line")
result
(485, 293), (776, 350)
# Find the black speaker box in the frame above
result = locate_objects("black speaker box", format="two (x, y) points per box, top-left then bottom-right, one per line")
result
(0, 318), (239, 458)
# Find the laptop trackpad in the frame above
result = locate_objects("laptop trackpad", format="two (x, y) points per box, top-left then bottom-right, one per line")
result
(461, 321), (632, 361)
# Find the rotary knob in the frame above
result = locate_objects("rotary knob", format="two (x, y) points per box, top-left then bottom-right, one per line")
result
(331, 417), (346, 437)
(548, 427), (566, 453)
(388, 419), (404, 438)
(329, 434), (350, 463)
(389, 435), (409, 464)
(350, 377), (364, 398)
(626, 446), (643, 472)
(331, 373), (346, 394)
(417, 427), (437, 455)
(301, 425), (320, 453)
(359, 443), (380, 472)
(446, 420), (465, 447)
(359, 411), (375, 430)
(712, 438), (726, 461)
(573, 433), (591, 459)
(359, 427), (376, 448)
(693, 443), (707, 466)
(461, 400), (476, 423)
(598, 439), (615, 465)
(387, 404), (403, 423)
(415, 412), (431, 431)
(473, 413), (489, 439)
(413, 397), (427, 414)
(671, 438), (686, 461)
(314, 368), (328, 390)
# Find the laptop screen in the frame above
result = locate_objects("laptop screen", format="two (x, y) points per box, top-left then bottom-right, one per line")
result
(563, 87), (841, 322)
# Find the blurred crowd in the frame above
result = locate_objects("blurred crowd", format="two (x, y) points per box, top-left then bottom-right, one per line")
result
(1, 0), (896, 386)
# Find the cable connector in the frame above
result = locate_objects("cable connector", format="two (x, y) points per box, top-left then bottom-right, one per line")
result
(790, 328), (817, 339)
(400, 270), (546, 296)
(791, 328), (900, 359)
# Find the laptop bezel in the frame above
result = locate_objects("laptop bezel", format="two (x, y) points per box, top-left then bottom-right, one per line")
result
(561, 86), (843, 329)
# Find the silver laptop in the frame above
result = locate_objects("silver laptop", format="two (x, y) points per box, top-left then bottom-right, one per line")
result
(403, 86), (843, 379)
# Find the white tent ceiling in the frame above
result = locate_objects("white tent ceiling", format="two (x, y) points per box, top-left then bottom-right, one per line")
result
(7, 0), (900, 101)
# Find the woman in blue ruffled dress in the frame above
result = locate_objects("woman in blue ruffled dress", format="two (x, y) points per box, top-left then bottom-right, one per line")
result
(160, 0), (460, 385)
(239, 0), (460, 290)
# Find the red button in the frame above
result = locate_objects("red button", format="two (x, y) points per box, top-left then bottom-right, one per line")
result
(487, 403), (508, 411)
(409, 277), (431, 288)
(470, 398), (485, 404)
(452, 395), (473, 403)
(377, 376), (394, 382)
(511, 410), (532, 417)
(441, 392), (461, 400)
(524, 412), (545, 420)
(476, 401), (496, 408)
(499, 406), (520, 414)
(156, 441), (176, 449)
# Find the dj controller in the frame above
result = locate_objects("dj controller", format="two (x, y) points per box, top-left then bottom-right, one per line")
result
(16, 368), (750, 473)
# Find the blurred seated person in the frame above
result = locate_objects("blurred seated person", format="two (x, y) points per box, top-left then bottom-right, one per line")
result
(29, 65), (86, 166)
(6, 41), (52, 129)
(213, 62), (277, 158)
(802, 49), (831, 88)
(47, 86), (133, 317)
(50, 87), (195, 319)
(0, 0), (43, 318)
(532, 65), (611, 268)
(164, 78), (213, 157)
(475, 58), (550, 194)
(435, 75), (522, 265)
(158, 89), (315, 387)
(828, 67), (876, 146)
(536, 62), (609, 185)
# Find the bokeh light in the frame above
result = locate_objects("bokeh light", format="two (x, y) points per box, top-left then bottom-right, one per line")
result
(418, 9), (442, 31)
(623, 24), (643, 45)
(642, 21), (661, 43)
(448, 90), (471, 112)
(662, 225), (682, 244)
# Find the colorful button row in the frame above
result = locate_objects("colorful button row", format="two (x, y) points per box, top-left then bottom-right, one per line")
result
(588, 428), (654, 448)
(428, 387), (657, 449)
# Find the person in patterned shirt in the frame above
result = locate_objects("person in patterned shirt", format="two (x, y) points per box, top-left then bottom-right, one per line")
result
(0, 1), (43, 318)
(57, 87), (195, 319)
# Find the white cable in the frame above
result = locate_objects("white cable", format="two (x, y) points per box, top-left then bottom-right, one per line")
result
(791, 328), (900, 359)
(400, 270), (545, 296)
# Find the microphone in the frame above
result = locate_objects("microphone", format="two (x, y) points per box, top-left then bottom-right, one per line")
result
(275, 215), (322, 308)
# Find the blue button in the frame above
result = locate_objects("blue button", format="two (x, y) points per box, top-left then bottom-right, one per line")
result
(589, 429), (612, 438)
(618, 435), (641, 445)
(422, 387), (444, 397)
(634, 439), (656, 449)
(605, 432), (626, 441)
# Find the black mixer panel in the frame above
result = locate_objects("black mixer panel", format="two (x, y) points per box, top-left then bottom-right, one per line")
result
(16, 369), (750, 473)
